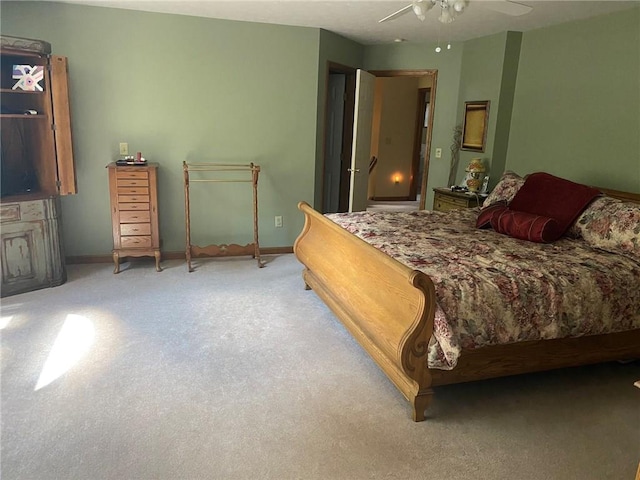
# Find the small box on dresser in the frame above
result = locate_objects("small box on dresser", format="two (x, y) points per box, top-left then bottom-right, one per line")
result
(107, 163), (161, 273)
(433, 187), (481, 212)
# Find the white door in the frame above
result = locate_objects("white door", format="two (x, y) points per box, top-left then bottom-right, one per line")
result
(348, 69), (375, 212)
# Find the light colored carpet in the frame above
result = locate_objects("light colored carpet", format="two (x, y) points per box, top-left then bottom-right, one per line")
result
(367, 200), (419, 212)
(1, 254), (638, 479)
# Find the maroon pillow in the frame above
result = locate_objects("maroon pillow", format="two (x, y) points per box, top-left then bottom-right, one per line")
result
(491, 209), (562, 243)
(476, 202), (507, 229)
(508, 172), (601, 236)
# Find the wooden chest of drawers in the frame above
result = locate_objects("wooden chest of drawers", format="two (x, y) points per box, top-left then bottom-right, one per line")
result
(432, 187), (481, 212)
(107, 163), (161, 273)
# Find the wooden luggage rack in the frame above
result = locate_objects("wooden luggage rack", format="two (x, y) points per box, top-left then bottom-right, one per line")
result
(183, 162), (263, 272)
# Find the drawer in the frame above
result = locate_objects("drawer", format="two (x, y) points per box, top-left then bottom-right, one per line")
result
(116, 170), (148, 180)
(118, 203), (150, 211)
(0, 204), (22, 222)
(440, 194), (468, 207)
(117, 179), (149, 188)
(117, 187), (149, 196)
(121, 236), (152, 248)
(118, 195), (150, 203)
(434, 196), (469, 212)
(120, 211), (151, 223)
(434, 198), (461, 212)
(1, 201), (47, 222)
(433, 191), (479, 212)
(120, 223), (151, 236)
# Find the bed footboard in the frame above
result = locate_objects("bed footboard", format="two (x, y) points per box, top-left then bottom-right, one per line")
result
(294, 202), (437, 421)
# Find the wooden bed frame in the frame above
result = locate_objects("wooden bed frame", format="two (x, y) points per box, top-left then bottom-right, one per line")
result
(293, 188), (640, 421)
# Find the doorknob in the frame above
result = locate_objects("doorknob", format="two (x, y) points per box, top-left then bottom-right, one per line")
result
(347, 168), (361, 173)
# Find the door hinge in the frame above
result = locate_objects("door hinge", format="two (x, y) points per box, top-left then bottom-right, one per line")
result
(51, 123), (57, 131)
(56, 180), (61, 189)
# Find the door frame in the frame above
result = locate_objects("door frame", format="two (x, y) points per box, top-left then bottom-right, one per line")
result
(320, 66), (437, 212)
(369, 70), (437, 211)
(321, 62), (356, 213)
(411, 87), (430, 201)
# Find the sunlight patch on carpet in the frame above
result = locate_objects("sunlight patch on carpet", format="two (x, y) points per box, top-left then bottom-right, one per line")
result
(0, 315), (13, 329)
(35, 314), (95, 391)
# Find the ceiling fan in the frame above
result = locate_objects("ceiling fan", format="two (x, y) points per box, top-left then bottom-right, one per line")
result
(379, 0), (533, 25)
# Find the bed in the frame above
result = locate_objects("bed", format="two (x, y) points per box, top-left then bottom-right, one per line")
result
(294, 171), (640, 421)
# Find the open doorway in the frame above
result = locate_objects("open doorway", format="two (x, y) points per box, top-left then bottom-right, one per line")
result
(322, 63), (355, 213)
(321, 66), (437, 213)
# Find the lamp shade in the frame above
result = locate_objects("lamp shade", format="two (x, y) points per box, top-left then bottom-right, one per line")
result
(466, 157), (485, 173)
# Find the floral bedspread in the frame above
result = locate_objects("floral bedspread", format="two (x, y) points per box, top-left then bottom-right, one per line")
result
(326, 208), (640, 370)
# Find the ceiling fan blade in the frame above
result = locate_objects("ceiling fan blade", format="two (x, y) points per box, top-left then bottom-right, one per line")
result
(482, 1), (533, 17)
(379, 4), (413, 23)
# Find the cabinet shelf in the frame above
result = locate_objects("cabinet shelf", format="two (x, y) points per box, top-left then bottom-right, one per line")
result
(1, 49), (75, 198)
(0, 113), (46, 118)
(0, 88), (45, 94)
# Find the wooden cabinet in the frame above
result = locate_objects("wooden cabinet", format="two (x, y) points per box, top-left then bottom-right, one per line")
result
(1, 36), (76, 198)
(0, 198), (66, 297)
(0, 35), (76, 297)
(107, 163), (161, 273)
(432, 187), (481, 212)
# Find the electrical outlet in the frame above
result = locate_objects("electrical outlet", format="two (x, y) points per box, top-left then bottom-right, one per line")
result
(435, 148), (442, 158)
(119, 143), (129, 155)
(275, 215), (283, 228)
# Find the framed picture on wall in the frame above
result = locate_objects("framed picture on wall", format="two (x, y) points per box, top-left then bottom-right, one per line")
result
(461, 100), (489, 152)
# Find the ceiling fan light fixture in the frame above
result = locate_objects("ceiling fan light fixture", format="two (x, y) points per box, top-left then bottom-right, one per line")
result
(381, 0), (529, 27)
(452, 0), (466, 13)
(438, 7), (455, 24)
(412, 0), (434, 21)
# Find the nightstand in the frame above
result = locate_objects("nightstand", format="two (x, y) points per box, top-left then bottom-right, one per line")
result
(433, 187), (482, 212)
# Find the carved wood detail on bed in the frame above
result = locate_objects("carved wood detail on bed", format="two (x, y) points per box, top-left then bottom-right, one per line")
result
(294, 188), (640, 422)
(295, 201), (437, 421)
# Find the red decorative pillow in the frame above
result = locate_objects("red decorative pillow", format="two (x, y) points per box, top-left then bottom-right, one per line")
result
(508, 172), (601, 236)
(476, 202), (507, 229)
(490, 209), (562, 243)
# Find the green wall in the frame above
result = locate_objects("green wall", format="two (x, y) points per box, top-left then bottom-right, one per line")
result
(1, 1), (320, 256)
(506, 7), (640, 191)
(492, 31), (522, 187)
(455, 31), (522, 189)
(364, 6), (640, 200)
(1, 2), (638, 259)
(315, 30), (364, 208)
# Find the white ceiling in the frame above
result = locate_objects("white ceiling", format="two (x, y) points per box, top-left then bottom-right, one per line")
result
(59, 0), (638, 44)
